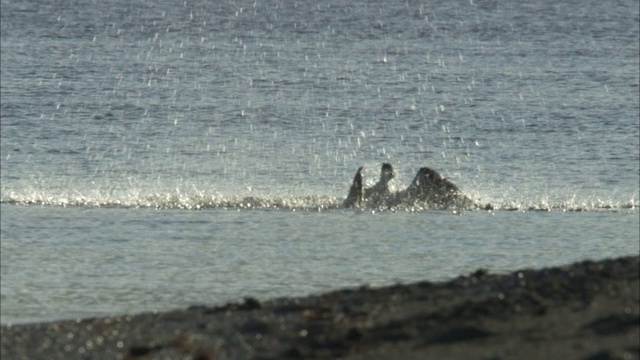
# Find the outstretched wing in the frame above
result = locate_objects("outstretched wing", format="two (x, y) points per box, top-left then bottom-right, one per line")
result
(404, 167), (476, 209)
(343, 166), (363, 208)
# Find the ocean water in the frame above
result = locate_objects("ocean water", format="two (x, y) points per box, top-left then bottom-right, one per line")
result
(1, 0), (638, 324)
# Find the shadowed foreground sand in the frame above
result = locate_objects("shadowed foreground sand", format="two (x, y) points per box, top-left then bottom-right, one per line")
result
(2, 255), (638, 360)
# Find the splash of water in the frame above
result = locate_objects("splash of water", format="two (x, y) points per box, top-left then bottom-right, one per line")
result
(2, 183), (636, 212)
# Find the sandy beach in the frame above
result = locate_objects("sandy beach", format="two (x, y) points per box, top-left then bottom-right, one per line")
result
(2, 255), (638, 360)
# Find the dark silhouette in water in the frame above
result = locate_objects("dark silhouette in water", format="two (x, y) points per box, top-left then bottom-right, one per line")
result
(343, 163), (396, 208)
(343, 166), (364, 208)
(401, 167), (478, 209)
(344, 164), (492, 210)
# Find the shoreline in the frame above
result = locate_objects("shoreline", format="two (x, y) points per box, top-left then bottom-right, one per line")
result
(2, 255), (639, 360)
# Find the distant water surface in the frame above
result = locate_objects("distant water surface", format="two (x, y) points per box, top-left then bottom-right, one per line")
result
(1, 0), (638, 324)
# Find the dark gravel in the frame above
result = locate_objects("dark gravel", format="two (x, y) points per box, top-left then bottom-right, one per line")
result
(2, 255), (638, 360)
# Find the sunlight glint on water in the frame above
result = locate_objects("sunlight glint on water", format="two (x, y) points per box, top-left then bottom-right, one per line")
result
(0, 0), (638, 324)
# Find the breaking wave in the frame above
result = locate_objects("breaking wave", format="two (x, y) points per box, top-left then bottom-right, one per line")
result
(1, 188), (637, 212)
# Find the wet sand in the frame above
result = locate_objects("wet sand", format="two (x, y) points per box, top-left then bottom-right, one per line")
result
(2, 255), (638, 360)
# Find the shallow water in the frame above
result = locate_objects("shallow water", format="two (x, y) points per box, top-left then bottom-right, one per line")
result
(1, 0), (639, 324)
(1, 204), (638, 324)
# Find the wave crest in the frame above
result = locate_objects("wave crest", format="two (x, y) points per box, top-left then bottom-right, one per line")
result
(1, 189), (637, 212)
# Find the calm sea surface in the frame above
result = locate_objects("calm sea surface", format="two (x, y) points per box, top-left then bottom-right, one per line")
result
(1, 0), (639, 324)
